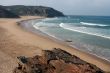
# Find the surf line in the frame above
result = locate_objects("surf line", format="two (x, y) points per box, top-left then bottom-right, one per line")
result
(59, 23), (110, 39)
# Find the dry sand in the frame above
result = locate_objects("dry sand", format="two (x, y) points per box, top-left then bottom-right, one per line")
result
(0, 16), (110, 73)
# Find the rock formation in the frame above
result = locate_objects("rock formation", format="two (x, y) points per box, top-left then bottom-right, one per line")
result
(14, 48), (104, 73)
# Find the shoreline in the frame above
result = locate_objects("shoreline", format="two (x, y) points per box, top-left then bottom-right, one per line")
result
(21, 18), (110, 62)
(33, 20), (110, 62)
(18, 17), (110, 72)
(0, 16), (110, 73)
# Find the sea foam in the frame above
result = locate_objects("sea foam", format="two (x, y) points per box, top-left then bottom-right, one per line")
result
(59, 23), (110, 39)
(80, 22), (109, 27)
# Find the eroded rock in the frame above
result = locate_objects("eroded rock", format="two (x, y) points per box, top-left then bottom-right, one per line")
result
(14, 48), (104, 73)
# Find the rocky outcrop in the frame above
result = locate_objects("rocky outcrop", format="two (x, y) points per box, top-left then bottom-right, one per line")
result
(14, 48), (104, 73)
(0, 6), (19, 18)
(3, 5), (65, 17)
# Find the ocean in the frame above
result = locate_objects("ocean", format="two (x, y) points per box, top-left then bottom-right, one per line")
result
(33, 15), (110, 61)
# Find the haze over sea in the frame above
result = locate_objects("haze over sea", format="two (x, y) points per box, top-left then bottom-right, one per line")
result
(33, 15), (110, 61)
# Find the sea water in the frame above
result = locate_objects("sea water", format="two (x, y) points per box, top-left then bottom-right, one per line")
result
(33, 15), (110, 61)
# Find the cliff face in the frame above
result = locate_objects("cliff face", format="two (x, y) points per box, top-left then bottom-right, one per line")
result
(3, 5), (65, 17)
(0, 6), (19, 18)
(14, 48), (104, 73)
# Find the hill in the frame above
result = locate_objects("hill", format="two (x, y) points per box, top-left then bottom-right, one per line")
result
(3, 5), (65, 17)
(0, 6), (20, 18)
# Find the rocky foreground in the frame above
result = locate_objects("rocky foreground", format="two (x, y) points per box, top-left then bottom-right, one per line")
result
(14, 48), (104, 73)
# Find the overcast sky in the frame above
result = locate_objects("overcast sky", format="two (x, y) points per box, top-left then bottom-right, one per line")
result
(0, 0), (110, 16)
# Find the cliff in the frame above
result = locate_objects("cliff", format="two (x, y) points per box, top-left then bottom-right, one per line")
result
(0, 6), (19, 18)
(14, 48), (104, 73)
(3, 5), (65, 17)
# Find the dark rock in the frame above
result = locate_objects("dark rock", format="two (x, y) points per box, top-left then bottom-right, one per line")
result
(43, 48), (87, 64)
(17, 56), (28, 64)
(65, 39), (72, 42)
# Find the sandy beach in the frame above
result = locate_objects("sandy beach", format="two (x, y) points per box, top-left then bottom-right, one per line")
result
(0, 16), (110, 73)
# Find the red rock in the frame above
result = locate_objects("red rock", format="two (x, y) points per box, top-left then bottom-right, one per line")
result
(13, 48), (104, 73)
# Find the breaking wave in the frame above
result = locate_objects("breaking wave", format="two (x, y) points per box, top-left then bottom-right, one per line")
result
(80, 22), (109, 27)
(59, 23), (110, 39)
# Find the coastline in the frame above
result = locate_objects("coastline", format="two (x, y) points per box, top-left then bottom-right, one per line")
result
(20, 18), (110, 62)
(33, 20), (110, 62)
(0, 16), (110, 73)
(18, 17), (110, 72)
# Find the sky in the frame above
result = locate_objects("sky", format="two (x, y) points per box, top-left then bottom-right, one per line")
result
(0, 0), (110, 16)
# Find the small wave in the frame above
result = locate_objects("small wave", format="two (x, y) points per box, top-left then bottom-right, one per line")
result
(42, 17), (59, 21)
(33, 24), (62, 41)
(59, 23), (110, 39)
(33, 25), (39, 29)
(34, 22), (60, 28)
(80, 22), (109, 27)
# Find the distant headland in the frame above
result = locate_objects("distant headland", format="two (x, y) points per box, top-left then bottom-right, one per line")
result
(0, 5), (65, 18)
